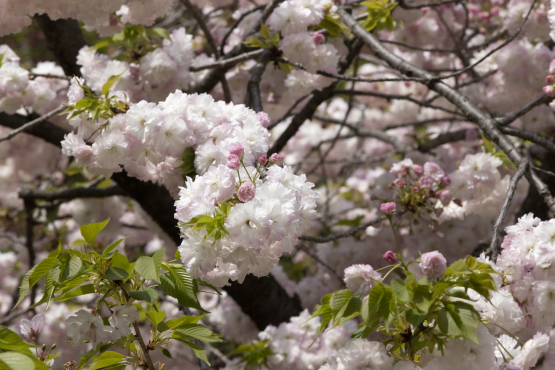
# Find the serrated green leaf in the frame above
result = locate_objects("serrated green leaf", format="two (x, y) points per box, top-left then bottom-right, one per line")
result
(174, 339), (210, 366)
(173, 324), (223, 343)
(129, 288), (158, 306)
(438, 301), (480, 343)
(76, 342), (117, 370)
(88, 351), (126, 370)
(146, 308), (165, 325)
(391, 279), (410, 302)
(0, 352), (35, 370)
(105, 267), (129, 281)
(61, 256), (82, 281)
(135, 256), (160, 283)
(55, 284), (96, 301)
(102, 72), (125, 96)
(80, 218), (110, 244)
(259, 22), (271, 40)
(413, 285), (434, 315)
(110, 253), (133, 275)
(102, 238), (127, 257)
(159, 264), (203, 311)
(31, 270), (56, 309)
(0, 326), (35, 354)
(157, 314), (204, 333)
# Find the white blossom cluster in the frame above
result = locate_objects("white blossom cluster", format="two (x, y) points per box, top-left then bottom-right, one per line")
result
(0, 0), (175, 37)
(176, 163), (319, 287)
(66, 305), (138, 344)
(77, 27), (197, 103)
(61, 88), (272, 196)
(224, 309), (356, 370)
(0, 44), (68, 115)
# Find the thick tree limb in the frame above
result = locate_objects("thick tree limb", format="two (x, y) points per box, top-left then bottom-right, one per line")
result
(338, 7), (555, 215)
(245, 49), (272, 112)
(0, 106), (65, 143)
(18, 186), (126, 202)
(487, 160), (528, 261)
(499, 126), (555, 154)
(33, 15), (87, 77)
(0, 113), (69, 147)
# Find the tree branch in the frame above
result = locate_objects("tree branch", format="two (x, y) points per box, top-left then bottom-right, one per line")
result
(0, 106), (65, 144)
(338, 7), (555, 215)
(487, 160), (528, 261)
(18, 186), (126, 202)
(245, 49), (272, 112)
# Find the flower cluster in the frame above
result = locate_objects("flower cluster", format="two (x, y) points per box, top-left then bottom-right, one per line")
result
(175, 158), (319, 287)
(0, 44), (68, 114)
(77, 27), (196, 103)
(67, 305), (138, 344)
(61, 88), (272, 196)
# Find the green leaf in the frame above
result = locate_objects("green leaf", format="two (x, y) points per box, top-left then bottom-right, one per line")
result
(110, 253), (132, 275)
(55, 284), (96, 301)
(146, 308), (166, 325)
(129, 288), (158, 306)
(438, 301), (480, 343)
(413, 285), (434, 315)
(61, 255), (82, 282)
(75, 342), (117, 370)
(173, 324), (222, 343)
(173, 339), (210, 366)
(177, 147), (196, 176)
(135, 251), (163, 283)
(157, 315), (204, 333)
(162, 349), (173, 359)
(101, 72), (125, 96)
(0, 352), (35, 370)
(159, 264), (203, 311)
(364, 284), (395, 328)
(0, 326), (34, 354)
(195, 279), (221, 295)
(259, 22), (271, 40)
(406, 309), (426, 329)
(88, 351), (126, 370)
(80, 218), (110, 244)
(330, 289), (353, 318)
(147, 28), (170, 40)
(102, 238), (127, 257)
(391, 279), (410, 302)
(105, 267), (129, 281)
(31, 270), (56, 309)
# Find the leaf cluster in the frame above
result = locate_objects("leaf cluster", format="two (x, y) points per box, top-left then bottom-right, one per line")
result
(359, 0), (399, 32)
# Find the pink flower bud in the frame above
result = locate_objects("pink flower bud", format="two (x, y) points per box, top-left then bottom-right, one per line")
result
(396, 181), (405, 188)
(380, 202), (396, 214)
(109, 15), (119, 26)
(439, 190), (452, 205)
(270, 153), (281, 163)
(419, 251), (447, 280)
(383, 251), (397, 264)
(547, 75), (554, 85)
(490, 7), (499, 16)
(257, 111), (271, 127)
(259, 155), (268, 165)
(440, 176), (451, 187)
(412, 186), (420, 193)
(227, 154), (240, 170)
(237, 181), (256, 202)
(229, 142), (245, 158)
(543, 85), (555, 97)
(312, 33), (325, 45)
(413, 165), (423, 176)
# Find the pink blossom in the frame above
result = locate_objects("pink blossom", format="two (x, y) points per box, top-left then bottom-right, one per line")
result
(440, 176), (451, 187)
(312, 33), (324, 45)
(383, 251), (397, 264)
(423, 162), (444, 181)
(439, 190), (452, 205)
(270, 153), (281, 162)
(418, 175), (434, 189)
(229, 142), (245, 158)
(259, 155), (268, 165)
(237, 181), (256, 202)
(227, 154), (240, 170)
(380, 202), (396, 214)
(546, 75), (554, 85)
(419, 251), (447, 280)
(543, 85), (555, 97)
(257, 111), (271, 127)
(413, 165), (423, 176)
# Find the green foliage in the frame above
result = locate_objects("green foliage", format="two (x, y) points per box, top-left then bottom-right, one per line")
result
(480, 132), (513, 169)
(80, 218), (110, 244)
(316, 13), (351, 37)
(87, 351), (127, 370)
(159, 263), (205, 311)
(177, 147), (196, 177)
(311, 256), (498, 363)
(179, 202), (231, 241)
(230, 341), (273, 370)
(359, 0), (398, 32)
(243, 23), (279, 49)
(0, 327), (48, 370)
(92, 24), (170, 62)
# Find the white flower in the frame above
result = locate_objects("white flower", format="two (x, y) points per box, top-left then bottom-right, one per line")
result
(67, 309), (113, 344)
(343, 264), (382, 296)
(109, 304), (139, 339)
(20, 314), (44, 341)
(93, 131), (128, 170)
(513, 332), (550, 369)
(335, 339), (393, 370)
(225, 200), (272, 248)
(0, 63), (29, 93)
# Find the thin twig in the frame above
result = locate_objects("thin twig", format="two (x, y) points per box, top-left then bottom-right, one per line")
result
(496, 94), (553, 126)
(0, 105), (65, 143)
(487, 160), (528, 261)
(133, 322), (155, 370)
(190, 49), (263, 72)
